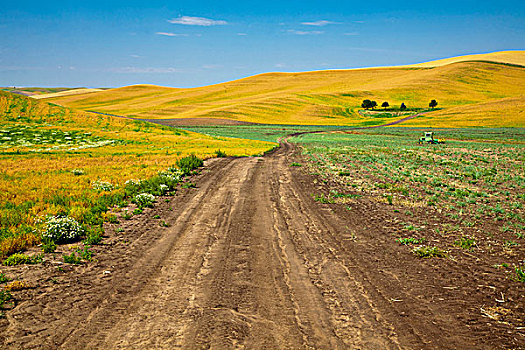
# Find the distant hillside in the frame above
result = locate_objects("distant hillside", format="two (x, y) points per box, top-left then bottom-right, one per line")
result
(45, 51), (525, 127)
(32, 88), (105, 99)
(407, 50), (525, 68)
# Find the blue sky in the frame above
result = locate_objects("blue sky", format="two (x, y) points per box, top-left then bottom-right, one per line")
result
(0, 0), (524, 88)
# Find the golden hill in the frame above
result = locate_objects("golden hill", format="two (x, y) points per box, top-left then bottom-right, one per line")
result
(45, 51), (525, 127)
(32, 88), (104, 99)
(407, 50), (525, 68)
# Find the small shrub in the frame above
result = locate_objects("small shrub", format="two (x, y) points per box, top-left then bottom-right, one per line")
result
(176, 154), (203, 175)
(153, 214), (160, 219)
(384, 194), (393, 205)
(182, 182), (196, 189)
(122, 211), (133, 220)
(71, 169), (84, 176)
(133, 208), (143, 215)
(133, 193), (155, 208)
(42, 216), (84, 243)
(160, 220), (169, 227)
(215, 149), (227, 157)
(290, 162), (302, 167)
(413, 246), (447, 258)
(338, 171), (350, 176)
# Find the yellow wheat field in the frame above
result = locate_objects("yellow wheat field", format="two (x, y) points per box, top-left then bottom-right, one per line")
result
(44, 51), (525, 127)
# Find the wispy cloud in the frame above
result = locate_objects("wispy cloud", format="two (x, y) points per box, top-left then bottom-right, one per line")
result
(302, 20), (339, 26)
(288, 29), (324, 35)
(108, 67), (182, 74)
(237, 33), (247, 36)
(156, 32), (189, 37)
(168, 16), (227, 26)
(344, 32), (359, 36)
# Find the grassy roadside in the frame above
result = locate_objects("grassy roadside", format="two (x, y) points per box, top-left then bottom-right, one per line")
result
(0, 91), (275, 260)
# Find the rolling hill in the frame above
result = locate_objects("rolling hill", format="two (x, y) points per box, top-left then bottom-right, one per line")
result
(43, 51), (525, 127)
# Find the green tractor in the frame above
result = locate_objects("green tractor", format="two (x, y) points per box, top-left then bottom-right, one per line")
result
(418, 131), (444, 144)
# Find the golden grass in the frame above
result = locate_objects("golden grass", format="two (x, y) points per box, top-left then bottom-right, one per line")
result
(0, 91), (275, 256)
(408, 50), (525, 68)
(46, 51), (525, 127)
(32, 88), (104, 99)
(400, 95), (525, 128)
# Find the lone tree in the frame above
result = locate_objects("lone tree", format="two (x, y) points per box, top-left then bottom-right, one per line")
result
(400, 102), (407, 110)
(429, 99), (438, 109)
(361, 99), (373, 110)
(381, 101), (389, 109)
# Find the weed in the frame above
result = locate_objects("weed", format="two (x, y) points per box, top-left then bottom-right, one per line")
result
(454, 236), (476, 250)
(4, 280), (31, 291)
(215, 149), (227, 158)
(384, 194), (393, 205)
(83, 230), (103, 245)
(133, 208), (143, 215)
(176, 154), (203, 175)
(3, 253), (41, 266)
(515, 262), (525, 282)
(160, 220), (169, 227)
(0, 290), (12, 309)
(413, 246), (447, 258)
(41, 239), (57, 253)
(42, 216), (84, 243)
(63, 252), (82, 264)
(182, 182), (196, 189)
(116, 227), (124, 233)
(396, 237), (425, 245)
(338, 171), (350, 176)
(133, 193), (155, 208)
(153, 214), (160, 219)
(313, 194), (335, 204)
(77, 246), (93, 261)
(0, 273), (9, 284)
(290, 162), (302, 167)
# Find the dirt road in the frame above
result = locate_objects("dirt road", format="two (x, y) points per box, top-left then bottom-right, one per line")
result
(1, 140), (522, 349)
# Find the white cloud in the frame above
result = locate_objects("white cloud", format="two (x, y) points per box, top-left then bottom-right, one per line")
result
(109, 67), (182, 74)
(288, 29), (324, 35)
(130, 54), (141, 58)
(202, 64), (221, 69)
(302, 20), (339, 26)
(156, 32), (189, 37)
(275, 63), (287, 68)
(344, 32), (359, 36)
(168, 16), (227, 26)
(237, 33), (247, 36)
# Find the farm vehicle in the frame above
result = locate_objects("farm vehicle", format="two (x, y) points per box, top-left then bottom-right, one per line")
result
(418, 132), (445, 144)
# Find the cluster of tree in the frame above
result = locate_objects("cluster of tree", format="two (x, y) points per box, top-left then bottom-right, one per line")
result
(361, 99), (438, 110)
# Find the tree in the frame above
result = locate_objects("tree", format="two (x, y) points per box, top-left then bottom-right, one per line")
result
(361, 99), (373, 110)
(400, 102), (407, 110)
(370, 100), (377, 110)
(381, 101), (389, 109)
(429, 99), (438, 109)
